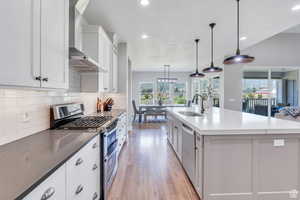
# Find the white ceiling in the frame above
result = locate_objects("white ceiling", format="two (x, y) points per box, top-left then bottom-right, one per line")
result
(84, 0), (300, 72)
(284, 24), (300, 33)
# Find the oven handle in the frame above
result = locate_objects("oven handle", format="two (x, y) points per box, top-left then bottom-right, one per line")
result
(104, 128), (117, 137)
(104, 142), (118, 162)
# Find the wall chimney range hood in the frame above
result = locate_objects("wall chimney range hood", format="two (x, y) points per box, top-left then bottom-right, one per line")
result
(69, 0), (102, 72)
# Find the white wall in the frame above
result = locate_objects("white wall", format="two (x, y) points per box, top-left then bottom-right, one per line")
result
(0, 89), (98, 146)
(245, 33), (300, 67)
(221, 33), (300, 111)
(132, 71), (192, 106)
(222, 65), (243, 111)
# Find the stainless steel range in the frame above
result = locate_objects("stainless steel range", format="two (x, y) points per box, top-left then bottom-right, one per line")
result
(50, 103), (118, 200)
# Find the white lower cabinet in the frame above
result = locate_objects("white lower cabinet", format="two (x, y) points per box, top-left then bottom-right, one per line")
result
(66, 135), (100, 200)
(116, 113), (127, 158)
(22, 135), (100, 200)
(167, 114), (182, 161)
(195, 133), (203, 198)
(23, 165), (66, 200)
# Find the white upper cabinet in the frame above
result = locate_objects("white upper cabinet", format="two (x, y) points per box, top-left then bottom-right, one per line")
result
(40, 0), (69, 89)
(0, 0), (41, 87)
(81, 25), (119, 93)
(0, 0), (69, 89)
(112, 47), (118, 92)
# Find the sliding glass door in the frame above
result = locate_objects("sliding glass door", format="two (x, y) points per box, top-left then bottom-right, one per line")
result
(243, 67), (299, 117)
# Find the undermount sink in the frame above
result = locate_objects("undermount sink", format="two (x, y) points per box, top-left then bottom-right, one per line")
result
(178, 111), (203, 117)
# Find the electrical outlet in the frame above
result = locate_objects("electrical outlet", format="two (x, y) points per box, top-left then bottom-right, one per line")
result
(273, 139), (285, 147)
(289, 189), (298, 199)
(22, 112), (30, 123)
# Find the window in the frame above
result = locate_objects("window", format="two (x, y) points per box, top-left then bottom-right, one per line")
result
(139, 82), (154, 105)
(191, 77), (220, 107)
(156, 81), (187, 105)
(243, 67), (299, 117)
(172, 83), (187, 104)
(157, 81), (171, 104)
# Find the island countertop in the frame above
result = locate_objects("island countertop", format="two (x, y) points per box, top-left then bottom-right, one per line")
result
(167, 106), (300, 135)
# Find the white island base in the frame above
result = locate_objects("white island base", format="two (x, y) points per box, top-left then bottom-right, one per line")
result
(167, 107), (300, 200)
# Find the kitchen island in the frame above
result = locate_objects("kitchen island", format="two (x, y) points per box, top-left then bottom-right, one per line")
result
(167, 106), (300, 200)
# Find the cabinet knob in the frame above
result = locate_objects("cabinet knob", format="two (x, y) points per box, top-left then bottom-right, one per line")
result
(93, 192), (98, 200)
(35, 76), (42, 81)
(41, 187), (55, 200)
(92, 143), (98, 149)
(92, 164), (98, 171)
(75, 158), (83, 166)
(75, 185), (84, 195)
(42, 77), (48, 82)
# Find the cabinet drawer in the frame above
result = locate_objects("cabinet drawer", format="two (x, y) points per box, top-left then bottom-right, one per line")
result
(66, 135), (100, 200)
(23, 165), (66, 200)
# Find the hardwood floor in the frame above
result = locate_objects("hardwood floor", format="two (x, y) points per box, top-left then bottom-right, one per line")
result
(108, 123), (200, 200)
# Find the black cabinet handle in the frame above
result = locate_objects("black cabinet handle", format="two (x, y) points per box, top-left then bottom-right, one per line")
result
(41, 187), (55, 200)
(75, 158), (83, 166)
(42, 77), (48, 82)
(93, 192), (98, 200)
(92, 143), (98, 149)
(92, 164), (98, 171)
(35, 76), (42, 81)
(75, 185), (84, 195)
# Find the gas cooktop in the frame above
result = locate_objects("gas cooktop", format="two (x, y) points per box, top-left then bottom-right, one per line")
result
(59, 116), (113, 129)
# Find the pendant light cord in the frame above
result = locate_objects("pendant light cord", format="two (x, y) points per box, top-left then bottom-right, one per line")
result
(195, 39), (199, 72)
(210, 23), (215, 67)
(236, 0), (240, 55)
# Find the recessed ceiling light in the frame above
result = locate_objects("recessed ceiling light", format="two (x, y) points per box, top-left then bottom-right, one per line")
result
(240, 36), (247, 41)
(141, 34), (149, 39)
(292, 4), (300, 11)
(140, 0), (150, 7)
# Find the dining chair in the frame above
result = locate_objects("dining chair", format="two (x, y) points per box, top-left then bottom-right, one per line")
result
(132, 100), (144, 122)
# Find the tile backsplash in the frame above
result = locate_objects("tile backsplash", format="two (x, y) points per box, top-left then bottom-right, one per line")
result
(0, 89), (98, 146)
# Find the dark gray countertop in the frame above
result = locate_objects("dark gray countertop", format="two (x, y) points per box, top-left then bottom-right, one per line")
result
(0, 109), (126, 200)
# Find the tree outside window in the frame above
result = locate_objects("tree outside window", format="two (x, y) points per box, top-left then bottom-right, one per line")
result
(156, 81), (187, 105)
(172, 83), (187, 104)
(139, 82), (154, 105)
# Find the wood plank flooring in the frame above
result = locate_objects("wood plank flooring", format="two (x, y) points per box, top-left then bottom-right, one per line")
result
(108, 123), (200, 200)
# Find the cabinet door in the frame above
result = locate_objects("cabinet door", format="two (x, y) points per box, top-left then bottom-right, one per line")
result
(173, 125), (178, 152)
(40, 0), (69, 89)
(177, 124), (183, 161)
(195, 134), (203, 197)
(204, 136), (253, 200)
(112, 49), (118, 92)
(0, 0), (41, 87)
(98, 72), (110, 92)
(23, 165), (66, 200)
(167, 116), (172, 142)
(254, 138), (299, 200)
(66, 136), (100, 200)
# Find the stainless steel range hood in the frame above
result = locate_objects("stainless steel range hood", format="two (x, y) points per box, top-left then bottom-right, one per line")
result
(69, 0), (100, 72)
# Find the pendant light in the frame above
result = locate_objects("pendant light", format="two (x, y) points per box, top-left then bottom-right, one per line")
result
(190, 39), (205, 78)
(203, 23), (223, 73)
(223, 0), (254, 65)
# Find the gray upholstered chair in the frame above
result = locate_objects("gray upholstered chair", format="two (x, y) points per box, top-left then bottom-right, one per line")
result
(132, 100), (144, 122)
